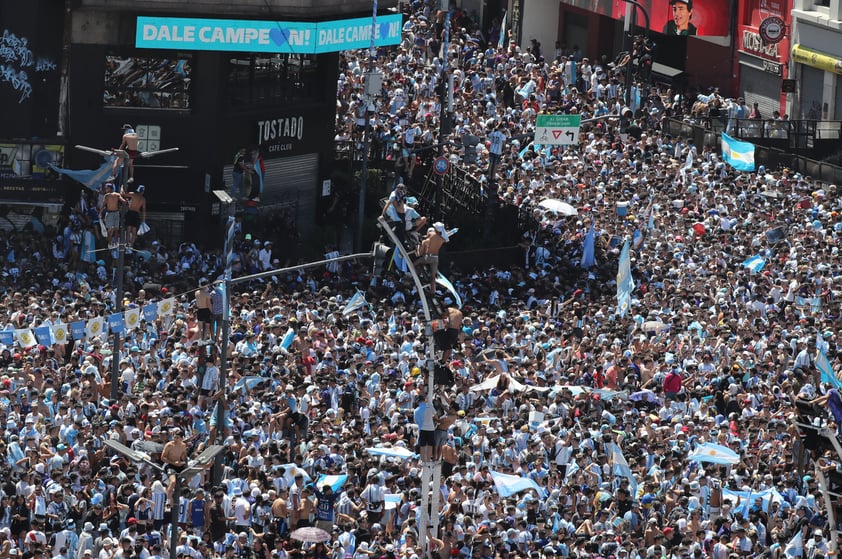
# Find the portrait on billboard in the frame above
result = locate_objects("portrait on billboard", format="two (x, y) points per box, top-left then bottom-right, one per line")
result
(663, 0), (697, 35)
(103, 55), (192, 109)
(563, 0), (729, 36)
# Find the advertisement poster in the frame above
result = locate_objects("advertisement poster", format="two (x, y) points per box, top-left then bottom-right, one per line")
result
(562, 0), (730, 36)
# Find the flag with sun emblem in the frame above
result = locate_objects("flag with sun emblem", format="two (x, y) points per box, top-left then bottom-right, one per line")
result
(157, 298), (175, 317)
(51, 323), (69, 345)
(14, 329), (36, 348)
(86, 316), (105, 339)
(124, 307), (141, 331)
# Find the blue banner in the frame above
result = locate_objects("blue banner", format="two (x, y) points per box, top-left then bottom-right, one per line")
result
(108, 313), (125, 334)
(70, 321), (86, 340)
(142, 303), (158, 322)
(34, 326), (53, 345)
(135, 15), (403, 54)
(0, 329), (13, 346)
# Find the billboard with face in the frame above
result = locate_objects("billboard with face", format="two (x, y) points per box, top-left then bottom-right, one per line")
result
(562, 0), (730, 37)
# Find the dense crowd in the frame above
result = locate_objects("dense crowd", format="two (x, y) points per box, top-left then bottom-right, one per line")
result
(1, 2), (841, 559)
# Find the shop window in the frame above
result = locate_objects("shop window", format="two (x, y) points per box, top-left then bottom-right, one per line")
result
(0, 143), (64, 180)
(227, 54), (321, 107)
(104, 55), (192, 109)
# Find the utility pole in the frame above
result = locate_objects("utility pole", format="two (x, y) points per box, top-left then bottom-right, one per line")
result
(356, 0), (382, 251)
(212, 190), (234, 485)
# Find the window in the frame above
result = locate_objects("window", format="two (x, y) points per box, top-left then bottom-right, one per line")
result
(0, 143), (64, 180)
(104, 55), (192, 109)
(228, 54), (321, 107)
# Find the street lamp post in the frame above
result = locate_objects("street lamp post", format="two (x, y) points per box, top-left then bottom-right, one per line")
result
(73, 144), (179, 401)
(212, 190), (235, 485)
(375, 217), (440, 549)
(622, 0), (651, 106)
(211, 248), (376, 483)
(103, 440), (224, 559)
(356, 0), (382, 252)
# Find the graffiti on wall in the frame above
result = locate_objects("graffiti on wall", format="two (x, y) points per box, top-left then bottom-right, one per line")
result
(0, 29), (57, 103)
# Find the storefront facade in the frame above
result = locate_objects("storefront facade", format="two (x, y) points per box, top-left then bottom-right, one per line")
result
(552, 0), (733, 94)
(3, 0), (398, 243)
(0, 1), (67, 224)
(789, 0), (842, 120)
(735, 0), (791, 116)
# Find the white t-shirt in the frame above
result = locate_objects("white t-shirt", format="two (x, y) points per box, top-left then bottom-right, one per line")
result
(233, 497), (251, 526)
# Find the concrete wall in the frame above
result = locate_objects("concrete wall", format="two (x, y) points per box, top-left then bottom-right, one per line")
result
(519, 0), (560, 58)
(78, 0), (397, 18)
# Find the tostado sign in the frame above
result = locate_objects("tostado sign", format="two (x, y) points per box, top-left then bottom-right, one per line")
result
(256, 116), (305, 152)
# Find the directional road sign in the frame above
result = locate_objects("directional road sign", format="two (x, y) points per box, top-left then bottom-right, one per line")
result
(534, 114), (582, 146)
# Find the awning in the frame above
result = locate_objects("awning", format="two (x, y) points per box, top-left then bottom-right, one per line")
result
(651, 62), (685, 78)
(791, 44), (842, 75)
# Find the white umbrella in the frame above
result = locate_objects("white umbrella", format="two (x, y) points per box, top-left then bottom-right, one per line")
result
(538, 199), (578, 216)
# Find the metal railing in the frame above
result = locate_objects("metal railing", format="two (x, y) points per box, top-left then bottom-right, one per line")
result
(661, 117), (842, 183)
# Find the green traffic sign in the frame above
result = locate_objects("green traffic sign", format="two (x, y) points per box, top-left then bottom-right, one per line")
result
(535, 114), (582, 127)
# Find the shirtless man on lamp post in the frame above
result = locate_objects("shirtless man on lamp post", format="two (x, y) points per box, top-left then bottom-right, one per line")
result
(124, 184), (146, 247)
(111, 124), (140, 184)
(414, 222), (449, 293)
(161, 427), (189, 501)
(101, 183), (126, 249)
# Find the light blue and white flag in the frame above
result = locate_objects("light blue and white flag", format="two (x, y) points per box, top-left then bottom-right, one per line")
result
(365, 446), (417, 460)
(489, 469), (544, 498)
(50, 156), (118, 192)
(721, 133), (756, 172)
(581, 222), (596, 269)
(498, 11), (507, 49)
(280, 327), (296, 350)
(316, 474), (349, 493)
(610, 443), (638, 499)
(342, 290), (368, 316)
(435, 273), (462, 309)
(784, 529), (803, 557)
(742, 254), (766, 273)
(816, 350), (842, 390)
(232, 376), (268, 393)
(687, 442), (741, 465)
(616, 239), (634, 317)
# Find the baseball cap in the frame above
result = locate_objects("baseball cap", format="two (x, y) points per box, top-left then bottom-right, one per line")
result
(671, 0), (692, 7)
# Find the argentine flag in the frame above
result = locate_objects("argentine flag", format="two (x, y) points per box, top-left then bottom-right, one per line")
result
(784, 529), (803, 557)
(610, 443), (639, 499)
(687, 442), (740, 465)
(616, 239), (634, 317)
(342, 290), (368, 316)
(721, 133), (755, 172)
(742, 254), (765, 273)
(816, 350), (842, 390)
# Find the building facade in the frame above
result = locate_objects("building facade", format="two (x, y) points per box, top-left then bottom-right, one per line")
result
(735, 0), (792, 117)
(789, 0), (842, 119)
(0, 0), (397, 243)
